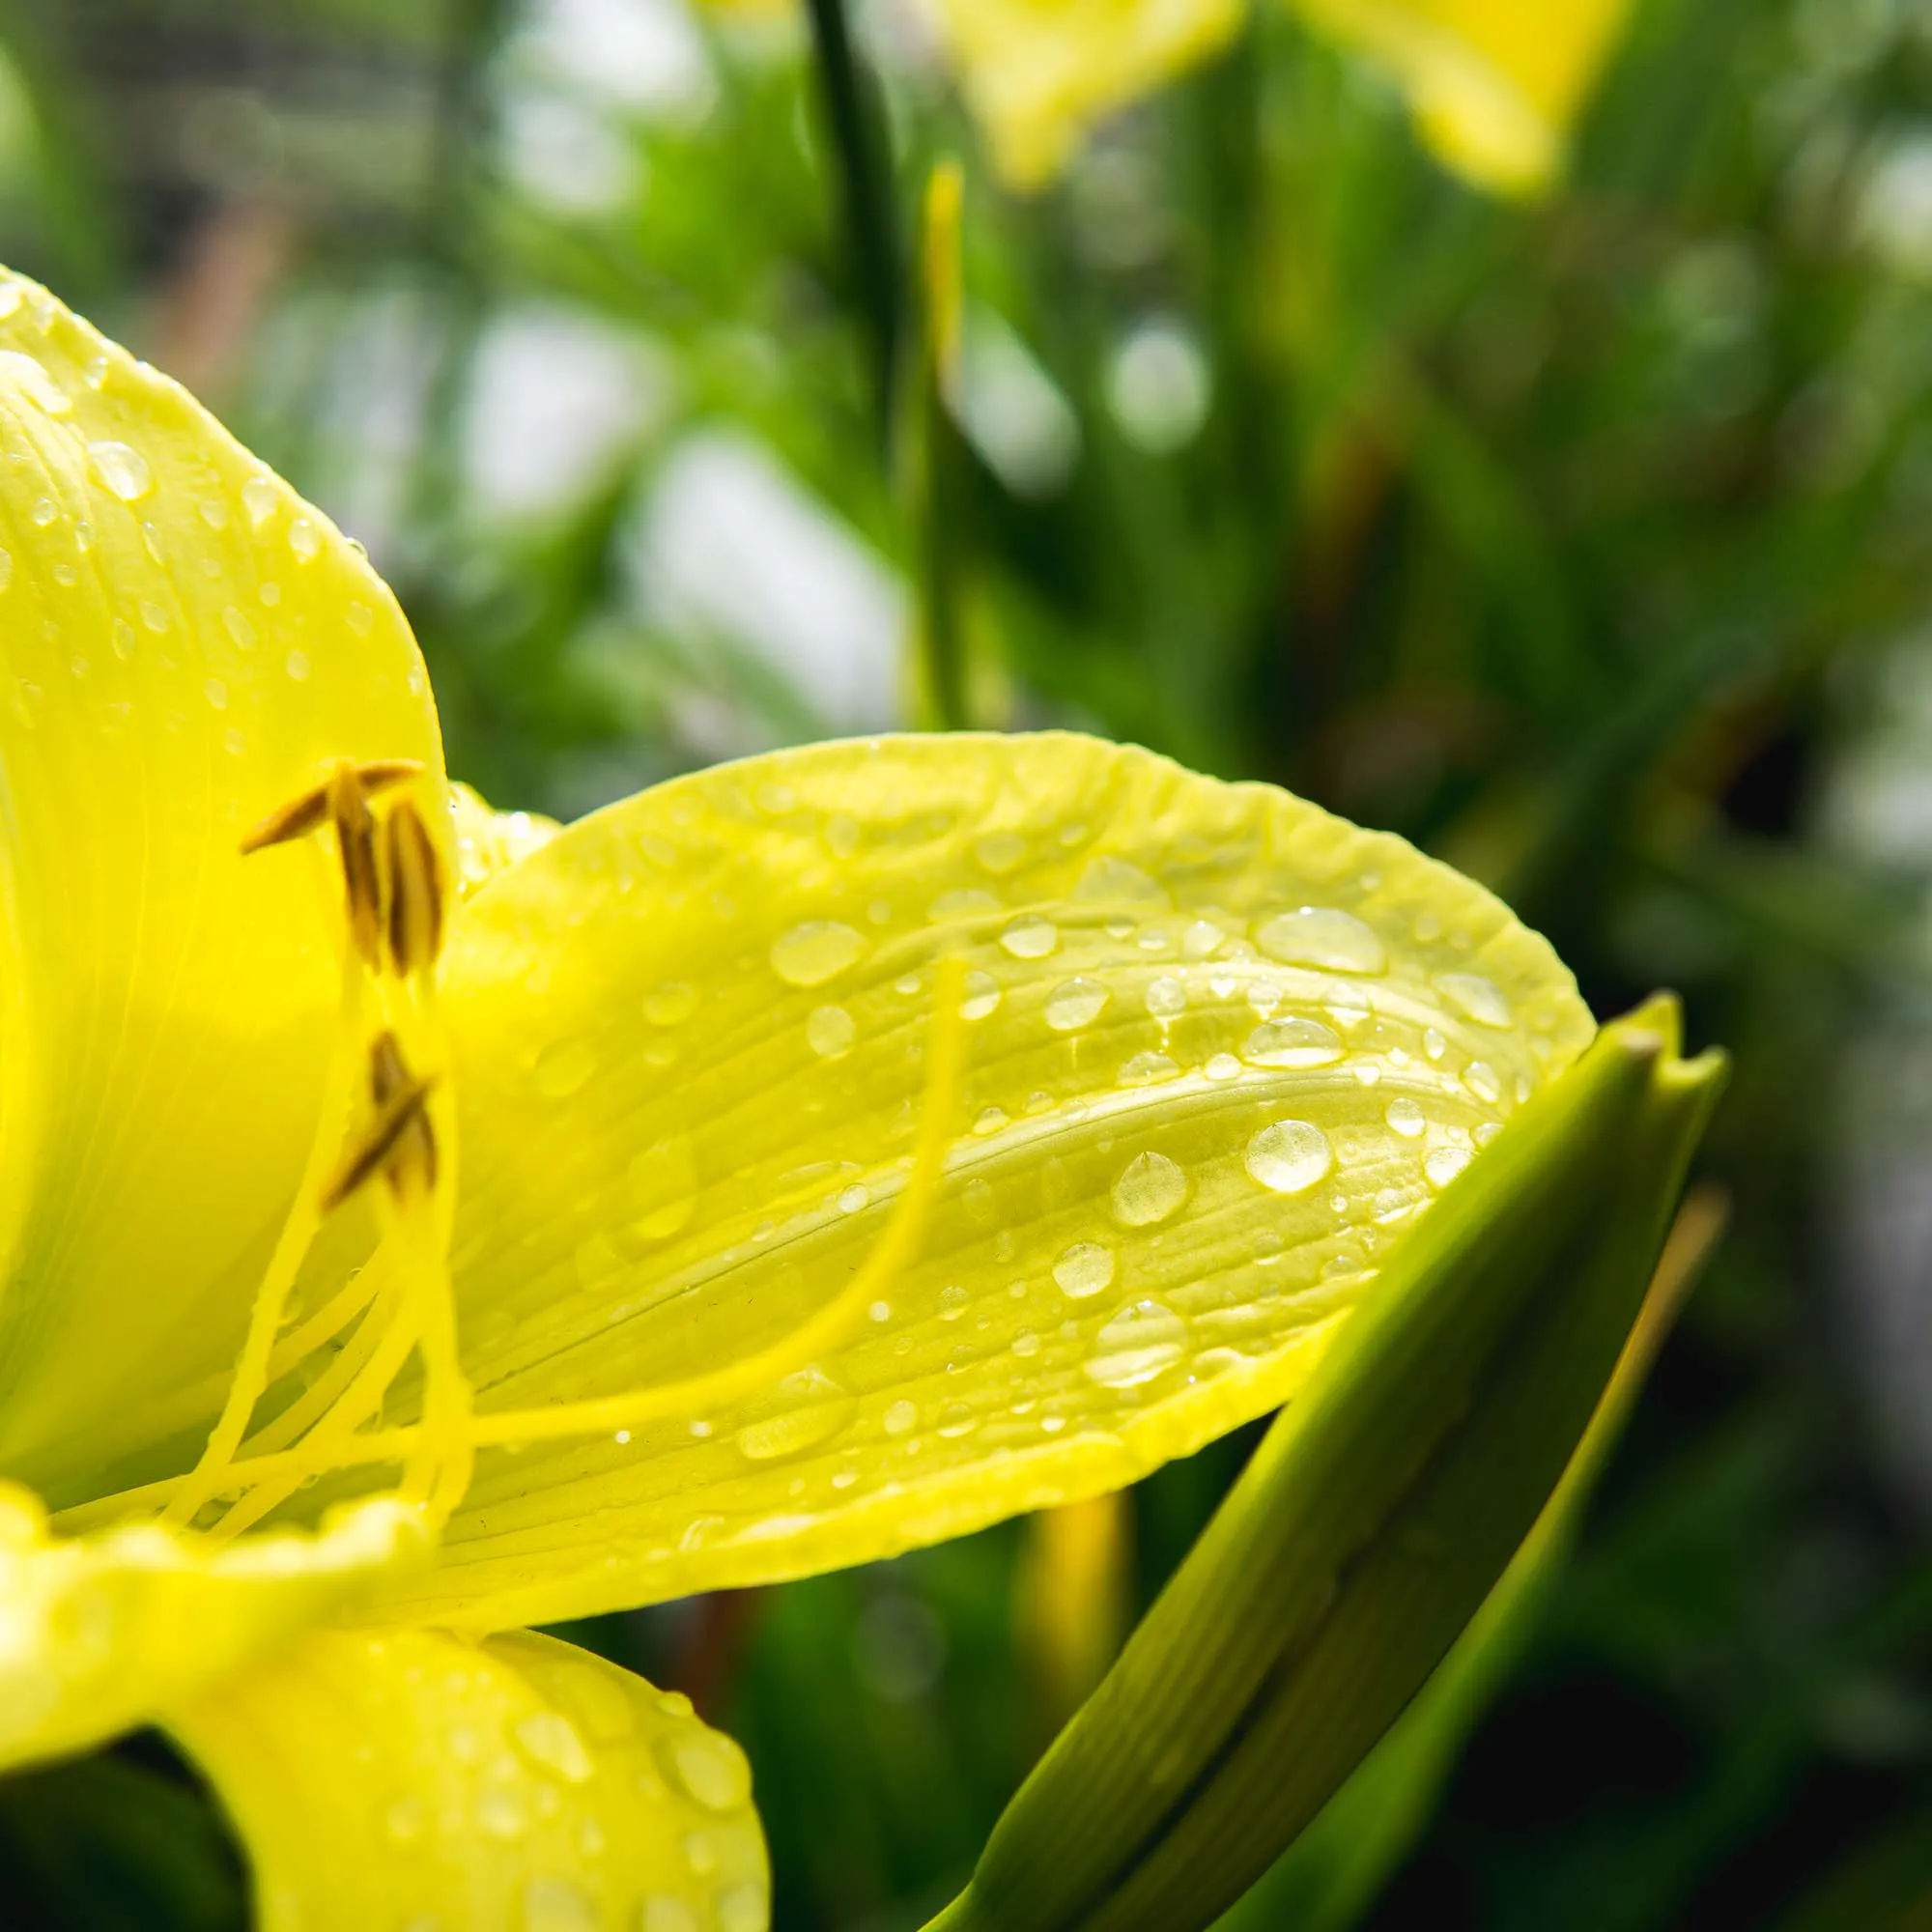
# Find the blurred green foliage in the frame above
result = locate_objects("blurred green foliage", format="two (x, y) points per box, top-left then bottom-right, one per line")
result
(3, 0), (1931, 1924)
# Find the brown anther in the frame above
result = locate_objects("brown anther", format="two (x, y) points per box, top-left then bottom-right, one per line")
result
(239, 759), (424, 856)
(321, 1031), (439, 1211)
(329, 767), (384, 971)
(384, 799), (446, 979)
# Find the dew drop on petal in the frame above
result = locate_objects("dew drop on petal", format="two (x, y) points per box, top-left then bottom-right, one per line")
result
(1053, 1240), (1116, 1298)
(534, 1038), (597, 1098)
(1085, 1299), (1186, 1387)
(284, 648), (310, 682)
(222, 606), (256, 649)
(1044, 978), (1108, 1032)
(513, 1711), (594, 1783)
(975, 830), (1028, 872)
(1145, 975), (1188, 1018)
(883, 1399), (919, 1436)
(287, 515), (323, 562)
(0, 351), (71, 415)
(86, 440), (153, 502)
(1384, 1097), (1426, 1138)
(1205, 1052), (1241, 1081)
(242, 474), (278, 527)
(642, 981), (696, 1026)
(1240, 1017), (1344, 1068)
(807, 1005), (856, 1058)
(1254, 907), (1387, 975)
(0, 549), (12, 592)
(771, 920), (866, 986)
(1118, 1051), (1179, 1086)
(961, 970), (1001, 1020)
(1244, 1120), (1333, 1194)
(1463, 1062), (1503, 1104)
(1435, 972), (1513, 1028)
(1111, 1151), (1187, 1228)
(837, 1183), (868, 1215)
(667, 1731), (753, 1811)
(28, 497), (56, 527)
(1000, 914), (1058, 959)
(1425, 1148), (1473, 1189)
(522, 1876), (597, 1932)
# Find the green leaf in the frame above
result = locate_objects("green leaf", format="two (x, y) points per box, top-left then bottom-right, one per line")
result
(926, 998), (1726, 1932)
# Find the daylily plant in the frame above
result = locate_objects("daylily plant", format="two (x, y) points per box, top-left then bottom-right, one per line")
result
(0, 271), (1600, 1928)
(929, 0), (1634, 192)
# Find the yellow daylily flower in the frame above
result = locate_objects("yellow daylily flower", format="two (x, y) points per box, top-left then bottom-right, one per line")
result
(926, 0), (1631, 193)
(0, 267), (1597, 1926)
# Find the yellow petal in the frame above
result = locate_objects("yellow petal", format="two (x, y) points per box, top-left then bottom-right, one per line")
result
(0, 270), (445, 1498)
(931, 0), (1244, 188)
(451, 781), (561, 901)
(0, 1484), (420, 1773)
(1292, 0), (1634, 192)
(381, 730), (1591, 1629)
(167, 1626), (769, 1932)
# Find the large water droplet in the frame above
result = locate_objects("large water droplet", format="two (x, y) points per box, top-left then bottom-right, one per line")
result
(241, 474), (278, 527)
(523, 1876), (597, 1932)
(1241, 1016), (1345, 1068)
(771, 920), (866, 986)
(668, 1731), (753, 1810)
(1044, 978), (1108, 1031)
(86, 440), (153, 502)
(1000, 914), (1058, 959)
(1145, 975), (1188, 1018)
(1254, 908), (1387, 975)
(513, 1710), (594, 1783)
(642, 981), (696, 1026)
(1053, 1240), (1116, 1298)
(1384, 1097), (1426, 1138)
(961, 970), (1001, 1020)
(807, 1005), (856, 1058)
(1085, 1299), (1186, 1387)
(1111, 1151), (1187, 1228)
(1435, 972), (1513, 1028)
(287, 515), (323, 562)
(1244, 1120), (1333, 1194)
(883, 1399), (919, 1437)
(534, 1038), (596, 1098)
(0, 351), (71, 415)
(734, 1374), (855, 1461)
(1425, 1147), (1472, 1189)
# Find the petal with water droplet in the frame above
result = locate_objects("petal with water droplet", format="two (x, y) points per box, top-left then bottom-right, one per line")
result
(168, 1628), (767, 1932)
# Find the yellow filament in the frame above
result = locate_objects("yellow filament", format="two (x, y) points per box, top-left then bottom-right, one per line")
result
(111, 958), (969, 1499)
(161, 904), (366, 1528)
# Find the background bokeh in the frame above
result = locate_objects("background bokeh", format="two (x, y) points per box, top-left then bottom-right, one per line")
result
(5, 0), (1932, 1925)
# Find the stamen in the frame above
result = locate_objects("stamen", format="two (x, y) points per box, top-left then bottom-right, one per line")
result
(330, 765), (385, 972)
(320, 1034), (437, 1212)
(239, 758), (424, 854)
(153, 958), (970, 1491)
(384, 799), (446, 978)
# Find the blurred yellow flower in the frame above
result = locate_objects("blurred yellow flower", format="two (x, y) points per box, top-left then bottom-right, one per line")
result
(0, 270), (1594, 1925)
(929, 0), (1630, 192)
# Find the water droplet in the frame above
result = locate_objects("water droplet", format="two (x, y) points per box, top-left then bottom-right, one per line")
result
(110, 618), (133, 660)
(198, 497), (229, 530)
(1463, 1062), (1503, 1104)
(1000, 914), (1058, 959)
(513, 1710), (594, 1783)
(883, 1399), (919, 1436)
(288, 515), (322, 562)
(0, 548), (12, 591)
(28, 497), (56, 527)
(1076, 854), (1167, 903)
(0, 350), (70, 414)
(242, 474), (278, 527)
(1435, 972), (1513, 1028)
(1053, 1241), (1116, 1298)
(1086, 1299), (1186, 1387)
(523, 1876), (597, 1932)
(1241, 1017), (1345, 1068)
(259, 580), (282, 606)
(1474, 1122), (1502, 1148)
(82, 353), (109, 389)
(642, 1897), (700, 1932)
(823, 811), (860, 857)
(202, 677), (228, 710)
(973, 1105), (1009, 1135)
(1145, 975), (1188, 1018)
(717, 1886), (769, 1932)
(837, 1182), (868, 1215)
(975, 830), (1028, 872)
(667, 1731), (752, 1811)
(1206, 1052), (1241, 1081)
(1254, 907), (1387, 975)
(625, 1134), (698, 1242)
(1118, 1052), (1179, 1086)
(346, 600), (374, 635)
(807, 1005), (856, 1058)
(961, 970), (1001, 1019)
(642, 981), (696, 1026)
(73, 520), (93, 554)
(1045, 978), (1109, 1031)
(1384, 1098), (1426, 1138)
(1111, 1151), (1188, 1228)
(734, 1379), (856, 1461)
(1423, 1027), (1447, 1061)
(1425, 1148), (1472, 1188)
(931, 887), (1000, 919)
(1244, 1120), (1333, 1194)
(284, 648), (310, 681)
(49, 562), (75, 587)
(534, 1038), (597, 1098)
(139, 600), (169, 633)
(771, 920), (866, 986)
(477, 1786), (529, 1840)
(86, 440), (153, 501)
(937, 1401), (976, 1438)
(1012, 1327), (1040, 1357)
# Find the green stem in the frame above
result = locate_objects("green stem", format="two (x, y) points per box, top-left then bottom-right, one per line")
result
(803, 0), (903, 443)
